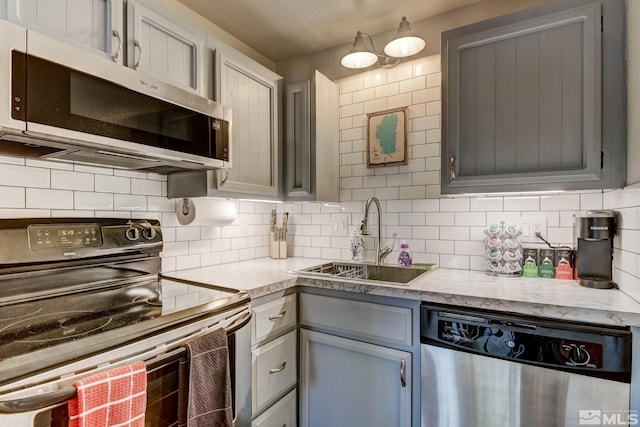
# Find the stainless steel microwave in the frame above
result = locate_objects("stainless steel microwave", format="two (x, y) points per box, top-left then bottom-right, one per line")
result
(0, 21), (231, 173)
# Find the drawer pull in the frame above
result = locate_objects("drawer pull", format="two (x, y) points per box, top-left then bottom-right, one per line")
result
(269, 362), (286, 374)
(268, 311), (287, 321)
(400, 359), (406, 388)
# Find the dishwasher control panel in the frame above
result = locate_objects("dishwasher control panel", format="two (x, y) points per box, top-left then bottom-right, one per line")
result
(437, 319), (604, 369)
(421, 303), (631, 382)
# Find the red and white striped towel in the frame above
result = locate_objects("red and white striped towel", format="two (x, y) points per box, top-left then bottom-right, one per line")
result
(68, 360), (147, 427)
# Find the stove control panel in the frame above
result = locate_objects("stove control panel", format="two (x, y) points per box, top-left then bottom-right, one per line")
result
(28, 223), (103, 250)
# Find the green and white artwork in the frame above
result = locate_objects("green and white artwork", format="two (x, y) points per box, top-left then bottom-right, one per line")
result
(367, 107), (408, 168)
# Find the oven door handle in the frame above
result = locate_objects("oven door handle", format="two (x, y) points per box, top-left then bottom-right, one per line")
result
(0, 308), (251, 414)
(0, 387), (77, 414)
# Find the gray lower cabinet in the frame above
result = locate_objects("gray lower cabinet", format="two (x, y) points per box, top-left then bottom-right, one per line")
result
(299, 291), (418, 427)
(441, 0), (626, 194)
(285, 70), (339, 202)
(300, 329), (411, 427)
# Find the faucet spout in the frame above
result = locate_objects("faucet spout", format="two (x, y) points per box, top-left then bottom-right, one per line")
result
(362, 196), (388, 265)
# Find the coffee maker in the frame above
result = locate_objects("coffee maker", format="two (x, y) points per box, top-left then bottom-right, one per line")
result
(574, 211), (616, 289)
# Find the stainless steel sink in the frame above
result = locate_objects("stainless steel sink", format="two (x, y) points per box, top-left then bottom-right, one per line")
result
(290, 262), (437, 285)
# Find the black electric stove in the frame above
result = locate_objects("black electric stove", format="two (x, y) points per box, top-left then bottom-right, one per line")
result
(0, 218), (246, 386)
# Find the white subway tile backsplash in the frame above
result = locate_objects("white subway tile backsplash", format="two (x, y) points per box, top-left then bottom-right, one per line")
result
(455, 241), (485, 256)
(0, 164), (50, 188)
(95, 175), (130, 194)
(0, 155), (25, 165)
(399, 212), (425, 226)
(426, 212), (455, 226)
(26, 188), (73, 209)
(440, 198), (469, 212)
(503, 196), (539, 212)
(74, 192), (114, 210)
(350, 88), (376, 105)
(440, 226), (470, 241)
(469, 197), (503, 212)
(412, 115), (440, 131)
(386, 63), (413, 83)
(580, 193), (603, 210)
(363, 98), (387, 114)
(0, 186), (24, 208)
(399, 186), (427, 199)
(412, 226), (439, 239)
(51, 170), (94, 191)
(454, 212), (487, 226)
(426, 73), (442, 88)
(113, 194), (147, 211)
(399, 76), (426, 93)
(131, 179), (162, 196)
(540, 194), (580, 211)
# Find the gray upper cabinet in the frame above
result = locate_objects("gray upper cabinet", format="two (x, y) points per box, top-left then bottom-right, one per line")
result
(210, 44), (282, 199)
(126, 0), (205, 94)
(5, 0), (124, 63)
(285, 70), (339, 202)
(441, 0), (626, 194)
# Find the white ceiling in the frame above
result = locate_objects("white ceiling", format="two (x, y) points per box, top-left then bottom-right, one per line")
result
(177, 0), (482, 62)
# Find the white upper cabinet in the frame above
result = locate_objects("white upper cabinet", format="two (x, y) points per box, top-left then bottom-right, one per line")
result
(6, 0), (124, 63)
(126, 0), (205, 94)
(4, 0), (206, 94)
(210, 42), (282, 198)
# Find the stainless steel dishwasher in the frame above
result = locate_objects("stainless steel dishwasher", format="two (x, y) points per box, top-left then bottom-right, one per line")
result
(421, 303), (632, 427)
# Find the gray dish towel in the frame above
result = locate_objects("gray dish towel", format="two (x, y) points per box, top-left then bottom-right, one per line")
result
(184, 328), (233, 427)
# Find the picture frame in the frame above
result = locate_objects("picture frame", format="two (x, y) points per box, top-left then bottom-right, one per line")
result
(366, 107), (409, 168)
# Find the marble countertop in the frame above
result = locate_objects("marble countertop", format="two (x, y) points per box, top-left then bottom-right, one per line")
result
(162, 257), (640, 327)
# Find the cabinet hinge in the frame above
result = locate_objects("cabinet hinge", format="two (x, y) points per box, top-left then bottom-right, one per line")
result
(601, 151), (604, 170)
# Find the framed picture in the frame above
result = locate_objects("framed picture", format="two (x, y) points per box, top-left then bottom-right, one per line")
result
(366, 107), (409, 168)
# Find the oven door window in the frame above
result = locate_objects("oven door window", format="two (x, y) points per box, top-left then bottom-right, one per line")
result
(12, 51), (213, 158)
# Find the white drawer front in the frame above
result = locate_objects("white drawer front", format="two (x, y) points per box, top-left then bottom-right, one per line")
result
(252, 295), (297, 345)
(252, 389), (297, 427)
(300, 293), (412, 347)
(252, 330), (297, 413)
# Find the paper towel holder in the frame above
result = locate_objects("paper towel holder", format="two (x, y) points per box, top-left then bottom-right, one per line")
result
(175, 197), (237, 226)
(181, 198), (190, 216)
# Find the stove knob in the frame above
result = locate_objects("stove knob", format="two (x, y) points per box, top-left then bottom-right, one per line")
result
(125, 227), (140, 241)
(141, 227), (156, 240)
(568, 344), (590, 366)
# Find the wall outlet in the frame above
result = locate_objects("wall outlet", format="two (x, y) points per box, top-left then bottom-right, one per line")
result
(519, 216), (547, 243)
(329, 214), (349, 235)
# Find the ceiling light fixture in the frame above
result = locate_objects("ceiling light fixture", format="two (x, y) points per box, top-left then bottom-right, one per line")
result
(341, 16), (425, 69)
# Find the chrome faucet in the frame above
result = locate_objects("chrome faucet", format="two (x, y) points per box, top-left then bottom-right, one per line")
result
(358, 196), (396, 265)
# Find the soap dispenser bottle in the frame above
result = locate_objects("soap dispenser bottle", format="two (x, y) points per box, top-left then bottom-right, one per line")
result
(398, 242), (412, 267)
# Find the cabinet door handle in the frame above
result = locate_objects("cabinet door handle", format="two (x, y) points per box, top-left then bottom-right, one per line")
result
(269, 362), (286, 374)
(450, 156), (456, 181)
(111, 30), (122, 63)
(268, 310), (286, 321)
(133, 40), (142, 71)
(400, 359), (406, 388)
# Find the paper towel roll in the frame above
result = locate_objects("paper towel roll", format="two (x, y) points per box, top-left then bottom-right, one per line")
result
(175, 198), (237, 226)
